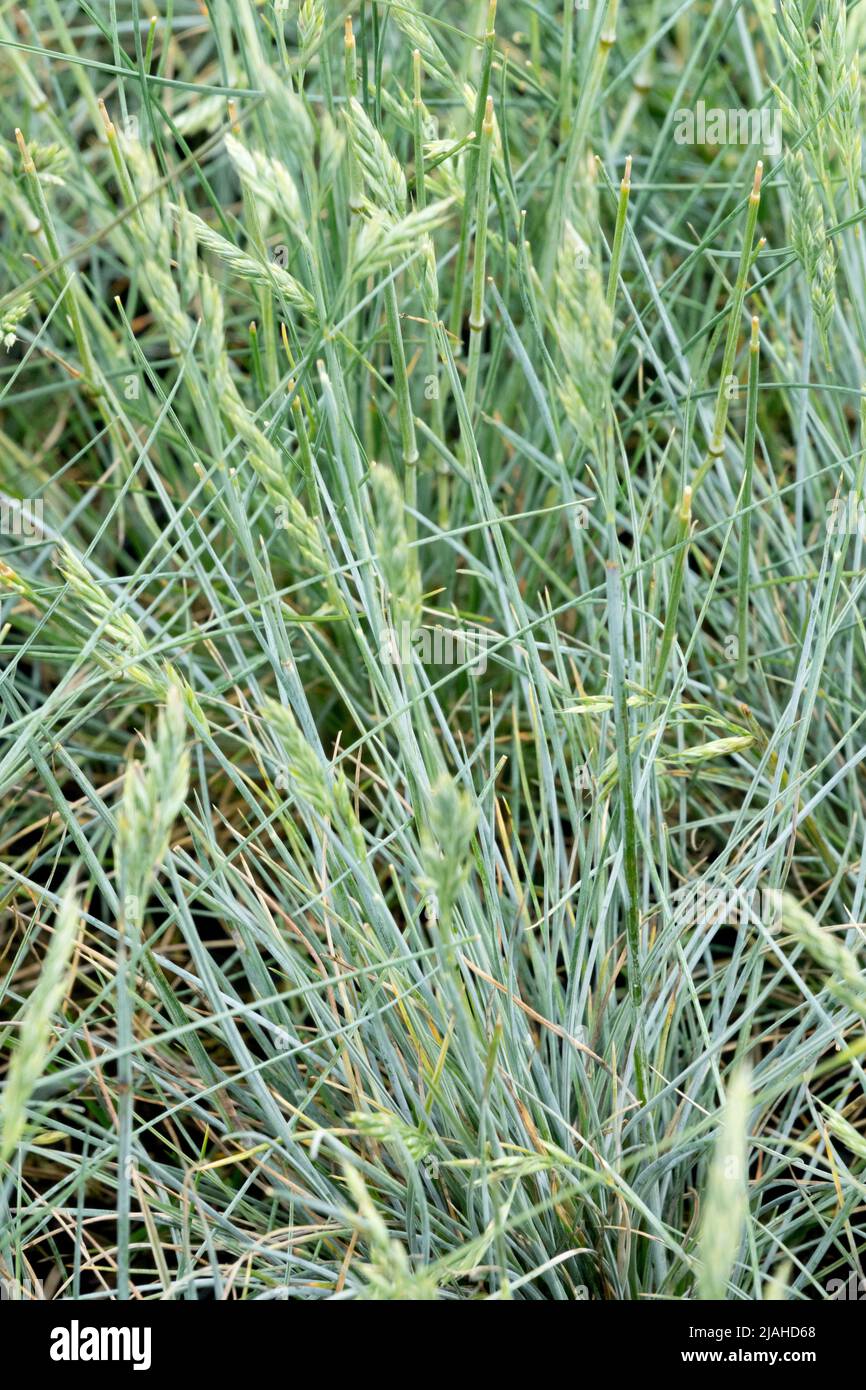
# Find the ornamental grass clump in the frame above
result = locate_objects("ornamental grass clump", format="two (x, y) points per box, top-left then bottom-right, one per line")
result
(1, 0), (866, 1305)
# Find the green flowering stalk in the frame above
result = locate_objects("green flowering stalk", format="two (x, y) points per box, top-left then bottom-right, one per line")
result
(297, 0), (324, 84)
(773, 0), (823, 169)
(697, 1067), (752, 1300)
(343, 97), (422, 511)
(819, 0), (862, 209)
(179, 208), (314, 316)
(371, 463), (422, 641)
(552, 157), (615, 460)
(107, 118), (195, 356)
(197, 272), (339, 613)
(225, 133), (304, 233)
(53, 544), (206, 722)
(114, 684), (191, 928)
(114, 686), (190, 1299)
(54, 543), (164, 695)
(0, 293), (32, 351)
(341, 1162), (439, 1300)
(349, 1108), (437, 1162)
(351, 201), (453, 281)
(0, 876), (81, 1163)
(419, 774), (478, 929)
(786, 149), (837, 362)
(779, 893), (866, 1017)
(261, 697), (363, 855)
(346, 97), (407, 218)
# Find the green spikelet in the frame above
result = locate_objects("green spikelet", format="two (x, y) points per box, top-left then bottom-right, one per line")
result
(298, 0), (324, 68)
(1, 876), (81, 1162)
(554, 217), (614, 454)
(352, 200), (452, 280)
(785, 149), (836, 361)
(261, 698), (363, 854)
(697, 1066), (751, 1300)
(420, 774), (478, 923)
(342, 1162), (439, 1300)
(345, 97), (407, 216)
(224, 133), (304, 233)
(777, 891), (866, 1015)
(182, 208), (314, 315)
(120, 135), (194, 353)
(114, 684), (190, 922)
(0, 293), (32, 351)
(774, 0), (821, 158)
(820, 1), (862, 206)
(54, 543), (164, 695)
(371, 463), (422, 636)
(198, 273), (328, 584)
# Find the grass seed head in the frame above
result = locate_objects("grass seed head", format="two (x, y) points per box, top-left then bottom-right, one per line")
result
(420, 775), (478, 922)
(0, 877), (81, 1162)
(697, 1066), (751, 1300)
(115, 684), (190, 919)
(298, 0), (324, 66)
(346, 96), (407, 217)
(371, 463), (422, 636)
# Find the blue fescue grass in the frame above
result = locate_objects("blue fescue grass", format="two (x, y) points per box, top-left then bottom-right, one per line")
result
(1, 0), (866, 1301)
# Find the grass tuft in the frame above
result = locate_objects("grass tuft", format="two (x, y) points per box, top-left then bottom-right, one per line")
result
(1, 0), (866, 1303)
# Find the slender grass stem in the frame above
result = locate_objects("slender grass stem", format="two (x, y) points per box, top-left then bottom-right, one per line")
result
(384, 279), (419, 534)
(736, 317), (760, 684)
(606, 155), (632, 313)
(447, 0), (497, 345)
(15, 129), (98, 392)
(652, 486), (693, 695)
(606, 560), (648, 1105)
(694, 163), (763, 492)
(413, 49), (448, 527)
(465, 96), (495, 417)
